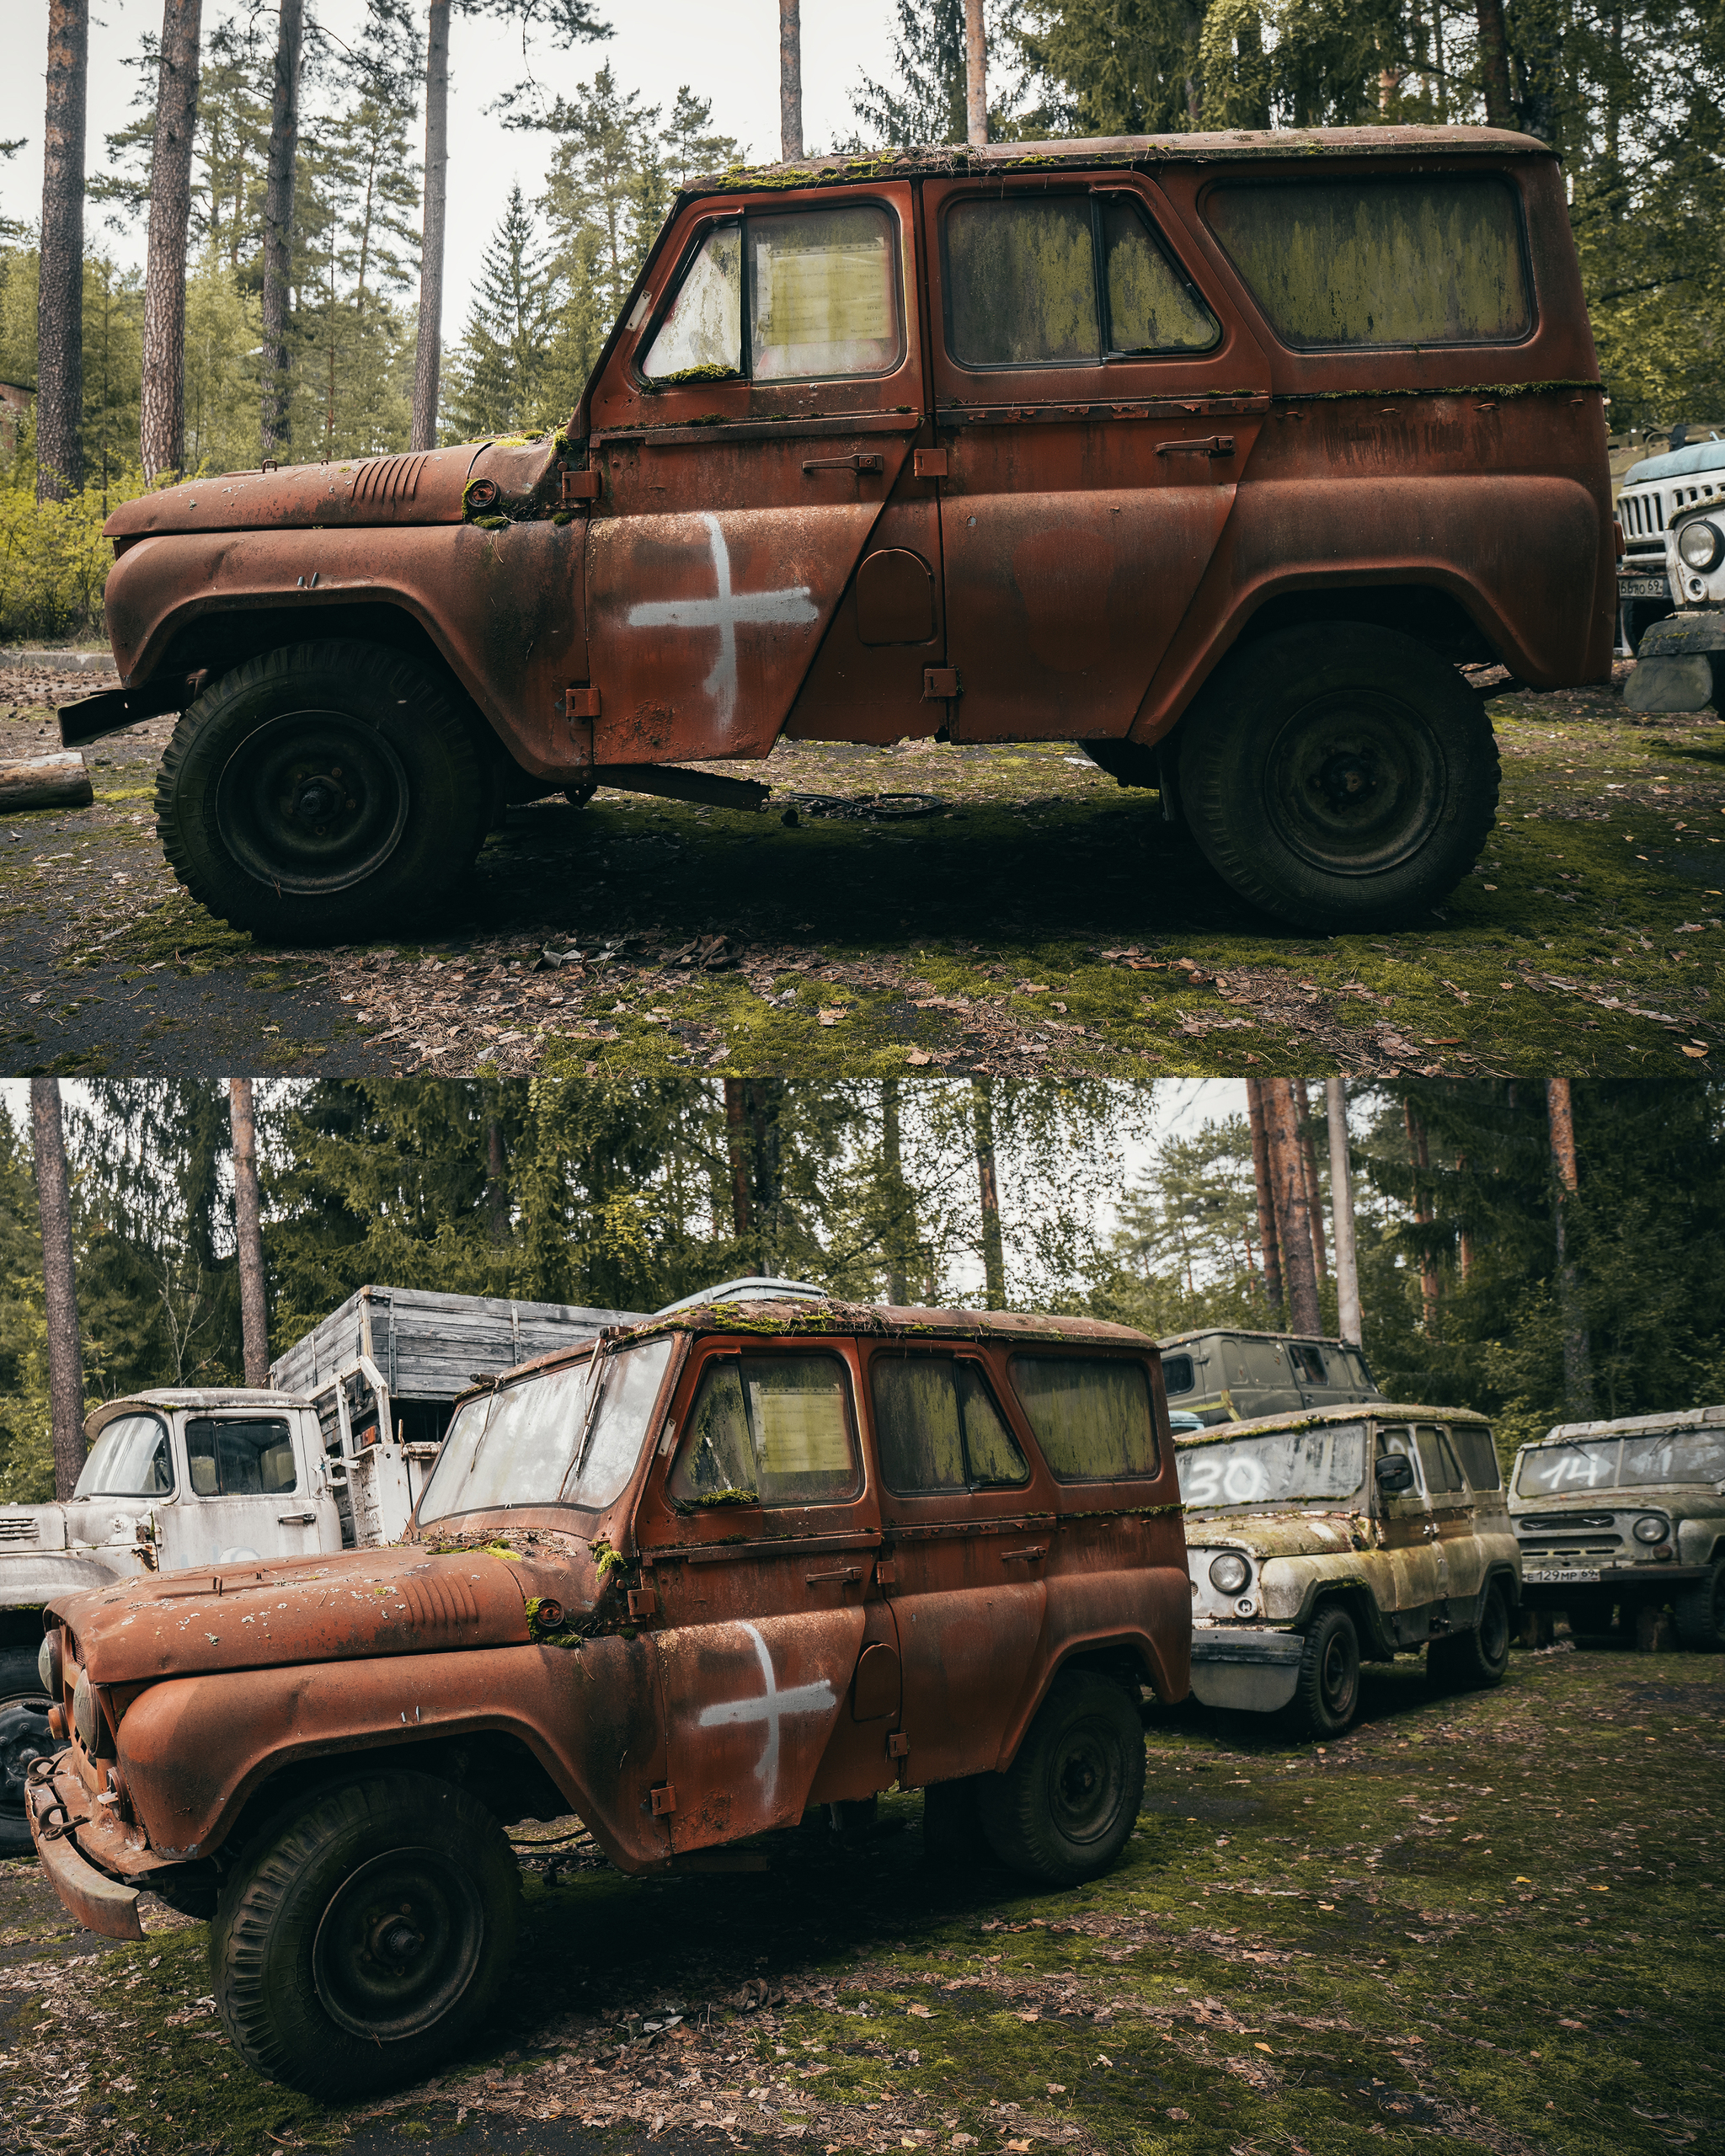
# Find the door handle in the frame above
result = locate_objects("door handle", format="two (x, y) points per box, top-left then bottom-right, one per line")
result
(802, 453), (884, 475)
(1000, 1546), (1048, 1564)
(806, 1566), (865, 1585)
(1156, 435), (1236, 458)
(278, 1512), (317, 1525)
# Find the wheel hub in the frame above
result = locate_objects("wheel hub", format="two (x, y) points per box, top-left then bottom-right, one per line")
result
(1267, 691), (1445, 877)
(312, 1847), (484, 2043)
(1047, 1726), (1117, 1846)
(216, 711), (410, 896)
(0, 1697), (54, 1812)
(1310, 750), (1378, 814)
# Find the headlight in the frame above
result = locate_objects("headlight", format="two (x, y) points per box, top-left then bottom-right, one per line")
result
(1209, 1551), (1251, 1594)
(1677, 519), (1724, 573)
(72, 1666), (100, 1753)
(38, 1630), (61, 1698)
(1632, 1514), (1669, 1545)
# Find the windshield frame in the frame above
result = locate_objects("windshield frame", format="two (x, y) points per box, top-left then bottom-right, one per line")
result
(1176, 1420), (1369, 1513)
(73, 1410), (175, 1500)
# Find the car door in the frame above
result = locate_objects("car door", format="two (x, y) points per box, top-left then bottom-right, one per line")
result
(638, 1342), (894, 1852)
(157, 1412), (334, 1571)
(921, 173), (1269, 742)
(865, 1343), (1055, 1787)
(1417, 1422), (1486, 1608)
(1372, 1422), (1446, 1637)
(583, 185), (933, 766)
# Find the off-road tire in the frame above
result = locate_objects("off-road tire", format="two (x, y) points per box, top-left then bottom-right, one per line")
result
(155, 641), (489, 940)
(1178, 622), (1500, 931)
(976, 1672), (1145, 1886)
(211, 1773), (520, 2099)
(921, 1775), (986, 1865)
(1674, 1560), (1725, 1650)
(0, 1647), (58, 1858)
(1292, 1605), (1361, 1737)
(1428, 1582), (1512, 1690)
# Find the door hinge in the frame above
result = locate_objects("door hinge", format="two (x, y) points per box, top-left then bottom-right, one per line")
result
(887, 1732), (911, 1758)
(650, 1784), (677, 1816)
(875, 1559), (897, 1587)
(627, 1586), (658, 1618)
(558, 685), (601, 719)
(913, 448), (948, 478)
(561, 467), (602, 502)
(922, 666), (960, 700)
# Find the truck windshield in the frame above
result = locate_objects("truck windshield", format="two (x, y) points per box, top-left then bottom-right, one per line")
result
(74, 1412), (174, 1498)
(1178, 1423), (1366, 1510)
(418, 1337), (672, 1522)
(1518, 1430), (1725, 1494)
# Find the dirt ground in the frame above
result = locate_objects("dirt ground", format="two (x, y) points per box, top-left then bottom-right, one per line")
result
(1, 1640), (1717, 2156)
(3, 661), (1722, 1079)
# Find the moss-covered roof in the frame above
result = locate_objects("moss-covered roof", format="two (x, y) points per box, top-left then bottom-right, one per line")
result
(1173, 1400), (1491, 1446)
(687, 126), (1552, 200)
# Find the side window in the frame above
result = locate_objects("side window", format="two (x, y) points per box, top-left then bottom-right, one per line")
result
(670, 1354), (861, 1508)
(944, 193), (1218, 370)
(1448, 1424), (1503, 1492)
(1376, 1425), (1418, 1485)
(871, 1355), (1028, 1495)
(1162, 1353), (1196, 1396)
(643, 205), (901, 386)
(185, 1417), (296, 1498)
(1414, 1423), (1465, 1495)
(1289, 1343), (1327, 1385)
(1008, 1356), (1157, 1482)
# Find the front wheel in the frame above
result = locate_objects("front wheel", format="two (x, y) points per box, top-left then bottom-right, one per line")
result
(1178, 622), (1500, 931)
(1292, 1605), (1360, 1737)
(977, 1672), (1145, 1886)
(211, 1774), (521, 2099)
(0, 1647), (60, 1858)
(155, 640), (491, 939)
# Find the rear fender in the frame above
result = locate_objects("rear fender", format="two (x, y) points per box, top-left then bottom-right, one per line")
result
(103, 523), (589, 781)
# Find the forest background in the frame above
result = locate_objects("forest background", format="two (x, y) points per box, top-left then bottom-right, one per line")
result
(2, 0), (1722, 638)
(2, 1074), (1720, 1502)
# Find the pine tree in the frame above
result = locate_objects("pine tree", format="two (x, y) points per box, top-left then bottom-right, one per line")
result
(441, 183), (557, 438)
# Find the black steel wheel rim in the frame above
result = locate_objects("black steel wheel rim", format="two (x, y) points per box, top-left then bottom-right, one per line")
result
(1265, 691), (1445, 877)
(1045, 1719), (1123, 1849)
(312, 1846), (485, 2042)
(1320, 1630), (1358, 1716)
(1479, 1592), (1509, 1665)
(216, 710), (410, 895)
(0, 1692), (54, 1820)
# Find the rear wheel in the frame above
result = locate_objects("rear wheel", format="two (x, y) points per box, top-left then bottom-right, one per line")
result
(1178, 623), (1499, 930)
(977, 1672), (1145, 1886)
(0, 1647), (58, 1858)
(1428, 1583), (1512, 1690)
(1292, 1606), (1360, 1737)
(1674, 1561), (1725, 1650)
(211, 1773), (520, 2099)
(155, 641), (490, 940)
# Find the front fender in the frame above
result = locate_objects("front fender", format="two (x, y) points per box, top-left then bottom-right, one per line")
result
(103, 521), (589, 782)
(115, 1638), (672, 1873)
(3, 1553), (131, 1609)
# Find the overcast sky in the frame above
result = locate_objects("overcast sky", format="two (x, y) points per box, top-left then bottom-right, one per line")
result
(6, 0), (904, 344)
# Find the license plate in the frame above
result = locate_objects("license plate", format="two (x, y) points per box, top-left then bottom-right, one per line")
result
(1619, 575), (1670, 600)
(1523, 1567), (1600, 1584)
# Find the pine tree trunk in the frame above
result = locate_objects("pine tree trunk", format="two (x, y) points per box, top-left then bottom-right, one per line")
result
(723, 1079), (754, 1247)
(1404, 1102), (1441, 1335)
(881, 1077), (909, 1305)
(140, 0), (203, 486)
(1513, 0), (1562, 143)
(30, 1081), (86, 1499)
(964, 0), (988, 144)
(410, 0), (451, 452)
(1245, 1077), (1284, 1319)
(35, 0), (89, 503)
(1263, 1081), (1321, 1335)
(1292, 1077), (1326, 1284)
(229, 1079), (270, 1385)
(748, 1081), (783, 1274)
(1325, 1078), (1363, 1348)
(259, 0), (303, 460)
(778, 0), (803, 160)
(1473, 0), (1516, 127)
(485, 1118), (509, 1244)
(1546, 1079), (1595, 1417)
(971, 1079), (1006, 1308)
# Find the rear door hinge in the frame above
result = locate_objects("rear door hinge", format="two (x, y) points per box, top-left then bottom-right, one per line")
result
(558, 685), (601, 719)
(650, 1784), (677, 1816)
(921, 667), (960, 700)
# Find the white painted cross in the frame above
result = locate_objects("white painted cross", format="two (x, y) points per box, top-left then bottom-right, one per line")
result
(626, 512), (819, 731)
(696, 1621), (836, 1799)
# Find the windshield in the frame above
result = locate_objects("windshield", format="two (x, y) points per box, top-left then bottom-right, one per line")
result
(74, 1412), (174, 1498)
(1519, 1428), (1725, 1495)
(1177, 1422), (1365, 1510)
(417, 1337), (673, 1523)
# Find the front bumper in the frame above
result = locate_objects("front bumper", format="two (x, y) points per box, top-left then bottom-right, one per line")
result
(1188, 1627), (1305, 1714)
(27, 1758), (144, 1940)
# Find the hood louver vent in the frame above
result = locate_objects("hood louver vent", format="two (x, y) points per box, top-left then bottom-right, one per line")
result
(0, 1513), (40, 1543)
(350, 452), (430, 508)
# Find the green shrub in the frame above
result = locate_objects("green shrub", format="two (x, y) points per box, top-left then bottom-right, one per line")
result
(0, 451), (144, 643)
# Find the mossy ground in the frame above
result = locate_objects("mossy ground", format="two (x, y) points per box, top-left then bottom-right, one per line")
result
(4, 667), (1722, 1076)
(2, 1641), (1717, 2155)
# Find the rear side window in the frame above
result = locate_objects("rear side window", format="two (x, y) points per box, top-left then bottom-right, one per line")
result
(1448, 1424), (1502, 1492)
(1009, 1356), (1157, 1481)
(1289, 1343), (1327, 1384)
(1413, 1422), (1465, 1495)
(1204, 178), (1532, 349)
(187, 1417), (296, 1497)
(945, 194), (1217, 369)
(670, 1353), (861, 1507)
(1162, 1353), (1195, 1396)
(871, 1355), (1028, 1494)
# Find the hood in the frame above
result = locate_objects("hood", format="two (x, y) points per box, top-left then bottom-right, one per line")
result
(1183, 1507), (1373, 1560)
(103, 437), (564, 542)
(1624, 437), (1725, 487)
(51, 1546), (537, 1684)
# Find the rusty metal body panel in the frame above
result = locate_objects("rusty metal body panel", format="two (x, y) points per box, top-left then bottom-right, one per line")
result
(93, 127), (1608, 787)
(34, 1298), (1186, 1924)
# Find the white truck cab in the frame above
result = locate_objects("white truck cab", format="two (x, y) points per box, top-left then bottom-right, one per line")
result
(1617, 433), (1725, 712)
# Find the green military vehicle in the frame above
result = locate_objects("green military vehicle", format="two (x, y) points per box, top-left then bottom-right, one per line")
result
(1158, 1329), (1381, 1426)
(1509, 1406), (1725, 1646)
(1176, 1403), (1519, 1736)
